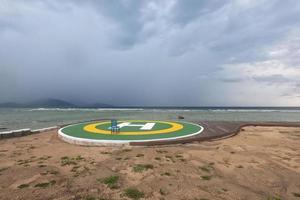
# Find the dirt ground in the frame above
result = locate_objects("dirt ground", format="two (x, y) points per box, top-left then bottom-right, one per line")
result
(0, 126), (300, 200)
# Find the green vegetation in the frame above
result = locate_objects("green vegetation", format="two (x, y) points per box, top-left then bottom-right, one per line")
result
(199, 166), (210, 172)
(49, 170), (59, 175)
(60, 156), (81, 166)
(71, 165), (80, 172)
(124, 188), (144, 200)
(156, 150), (168, 154)
(0, 167), (9, 173)
(38, 155), (52, 160)
(100, 151), (112, 154)
(34, 182), (50, 188)
(85, 197), (96, 200)
(50, 180), (56, 185)
(133, 164), (153, 173)
(34, 180), (56, 188)
(293, 192), (300, 197)
(122, 149), (132, 152)
(17, 184), (29, 189)
(161, 172), (171, 176)
(159, 188), (167, 196)
(75, 155), (85, 161)
(266, 196), (282, 200)
(101, 175), (120, 189)
(17, 159), (32, 165)
(201, 175), (212, 180)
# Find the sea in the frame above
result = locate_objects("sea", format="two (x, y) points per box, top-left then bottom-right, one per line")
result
(0, 107), (300, 131)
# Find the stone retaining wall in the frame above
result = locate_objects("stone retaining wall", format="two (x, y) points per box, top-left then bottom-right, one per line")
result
(0, 126), (57, 139)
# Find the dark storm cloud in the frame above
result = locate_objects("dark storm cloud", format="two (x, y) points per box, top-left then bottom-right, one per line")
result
(0, 0), (300, 106)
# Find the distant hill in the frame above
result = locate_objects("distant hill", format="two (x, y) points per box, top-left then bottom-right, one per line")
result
(26, 98), (76, 108)
(0, 98), (114, 108)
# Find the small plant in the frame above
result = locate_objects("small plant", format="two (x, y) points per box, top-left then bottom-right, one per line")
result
(85, 197), (96, 200)
(199, 166), (210, 172)
(124, 188), (144, 200)
(49, 170), (59, 175)
(101, 175), (119, 189)
(18, 184), (29, 189)
(75, 155), (84, 161)
(39, 155), (51, 160)
(222, 188), (228, 192)
(61, 156), (77, 166)
(71, 165), (80, 172)
(49, 180), (56, 185)
(133, 164), (153, 173)
(156, 150), (168, 154)
(34, 182), (50, 188)
(136, 154), (144, 157)
(201, 175), (212, 180)
(161, 172), (171, 176)
(17, 159), (32, 165)
(34, 180), (56, 188)
(267, 196), (282, 200)
(159, 188), (167, 196)
(154, 157), (161, 160)
(292, 192), (300, 197)
(0, 167), (9, 173)
(101, 151), (111, 154)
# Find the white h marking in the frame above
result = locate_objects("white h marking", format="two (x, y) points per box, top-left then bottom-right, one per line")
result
(117, 122), (155, 130)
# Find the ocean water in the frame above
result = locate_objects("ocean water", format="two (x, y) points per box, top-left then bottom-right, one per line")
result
(0, 108), (300, 131)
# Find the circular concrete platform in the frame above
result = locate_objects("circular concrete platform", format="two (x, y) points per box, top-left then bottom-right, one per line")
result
(58, 120), (204, 146)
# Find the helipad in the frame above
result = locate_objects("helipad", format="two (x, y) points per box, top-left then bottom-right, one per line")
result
(58, 120), (204, 146)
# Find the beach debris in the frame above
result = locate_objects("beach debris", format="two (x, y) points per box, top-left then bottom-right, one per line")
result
(177, 115), (184, 119)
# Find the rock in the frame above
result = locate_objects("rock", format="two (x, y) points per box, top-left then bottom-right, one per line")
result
(177, 115), (184, 119)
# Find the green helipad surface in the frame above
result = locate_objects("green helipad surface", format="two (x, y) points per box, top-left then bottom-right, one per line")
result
(58, 120), (204, 144)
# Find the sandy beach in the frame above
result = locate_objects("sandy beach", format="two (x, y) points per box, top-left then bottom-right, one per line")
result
(0, 126), (300, 200)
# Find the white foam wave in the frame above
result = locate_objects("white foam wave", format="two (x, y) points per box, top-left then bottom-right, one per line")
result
(27, 108), (145, 112)
(209, 109), (300, 113)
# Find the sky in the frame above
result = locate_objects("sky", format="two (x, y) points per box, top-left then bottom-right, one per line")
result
(0, 0), (300, 106)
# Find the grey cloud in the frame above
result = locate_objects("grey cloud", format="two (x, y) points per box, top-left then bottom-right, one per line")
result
(0, 0), (300, 106)
(219, 78), (244, 83)
(171, 0), (229, 25)
(252, 74), (292, 84)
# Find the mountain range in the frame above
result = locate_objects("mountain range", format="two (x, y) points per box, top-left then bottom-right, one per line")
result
(0, 98), (114, 108)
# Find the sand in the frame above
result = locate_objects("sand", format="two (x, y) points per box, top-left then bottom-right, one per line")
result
(0, 126), (300, 200)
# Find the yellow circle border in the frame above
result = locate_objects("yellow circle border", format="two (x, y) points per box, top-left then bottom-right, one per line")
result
(83, 120), (183, 135)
